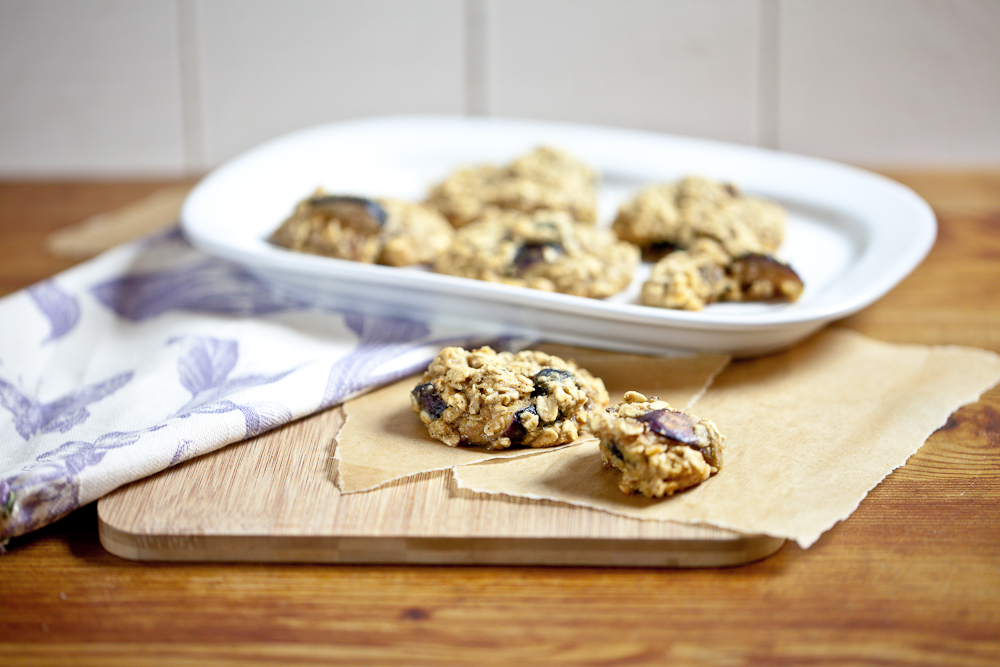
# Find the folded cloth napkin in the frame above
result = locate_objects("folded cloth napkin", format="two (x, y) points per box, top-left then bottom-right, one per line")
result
(0, 228), (501, 546)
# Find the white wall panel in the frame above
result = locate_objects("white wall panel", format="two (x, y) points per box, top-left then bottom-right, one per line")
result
(0, 0), (997, 175)
(0, 0), (186, 176)
(484, 0), (761, 145)
(778, 0), (1000, 166)
(194, 0), (466, 167)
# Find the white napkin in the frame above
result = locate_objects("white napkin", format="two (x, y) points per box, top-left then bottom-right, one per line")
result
(0, 229), (504, 546)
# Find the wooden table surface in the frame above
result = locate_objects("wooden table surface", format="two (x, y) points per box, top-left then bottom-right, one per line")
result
(1, 173), (999, 666)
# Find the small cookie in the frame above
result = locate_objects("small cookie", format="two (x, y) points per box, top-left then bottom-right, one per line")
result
(270, 191), (454, 266)
(640, 239), (736, 311)
(612, 175), (785, 258)
(640, 239), (803, 311)
(590, 391), (723, 497)
(411, 346), (609, 450)
(426, 146), (599, 228)
(433, 209), (639, 298)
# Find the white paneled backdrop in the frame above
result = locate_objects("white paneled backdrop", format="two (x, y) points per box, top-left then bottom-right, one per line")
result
(1, 0), (998, 177)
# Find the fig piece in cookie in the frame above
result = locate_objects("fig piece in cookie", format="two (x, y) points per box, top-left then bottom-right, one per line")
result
(728, 253), (804, 303)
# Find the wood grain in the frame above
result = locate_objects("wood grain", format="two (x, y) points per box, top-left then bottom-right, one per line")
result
(2, 172), (1000, 666)
(0, 180), (197, 297)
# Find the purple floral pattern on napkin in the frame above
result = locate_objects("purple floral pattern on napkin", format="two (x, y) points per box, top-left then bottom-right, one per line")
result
(0, 230), (494, 546)
(5, 430), (146, 540)
(0, 371), (133, 440)
(170, 335), (294, 437)
(322, 311), (433, 406)
(27, 281), (80, 343)
(91, 259), (313, 321)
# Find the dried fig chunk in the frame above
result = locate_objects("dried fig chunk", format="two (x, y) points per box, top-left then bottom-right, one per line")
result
(502, 405), (539, 445)
(511, 241), (565, 274)
(531, 368), (575, 397)
(641, 241), (680, 263)
(730, 253), (804, 302)
(307, 194), (387, 233)
(411, 383), (448, 420)
(636, 408), (699, 446)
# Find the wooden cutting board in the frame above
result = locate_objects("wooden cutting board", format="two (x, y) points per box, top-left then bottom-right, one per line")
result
(97, 404), (785, 568)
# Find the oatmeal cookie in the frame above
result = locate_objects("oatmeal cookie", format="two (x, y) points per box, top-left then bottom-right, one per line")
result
(426, 146), (598, 228)
(433, 209), (639, 298)
(590, 391), (723, 498)
(612, 175), (785, 258)
(640, 239), (736, 311)
(640, 239), (803, 311)
(411, 346), (609, 450)
(269, 191), (454, 266)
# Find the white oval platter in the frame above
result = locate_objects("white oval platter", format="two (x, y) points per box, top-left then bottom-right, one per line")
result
(181, 115), (936, 357)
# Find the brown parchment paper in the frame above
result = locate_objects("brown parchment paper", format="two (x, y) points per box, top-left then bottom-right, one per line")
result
(453, 328), (1000, 548)
(334, 345), (730, 493)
